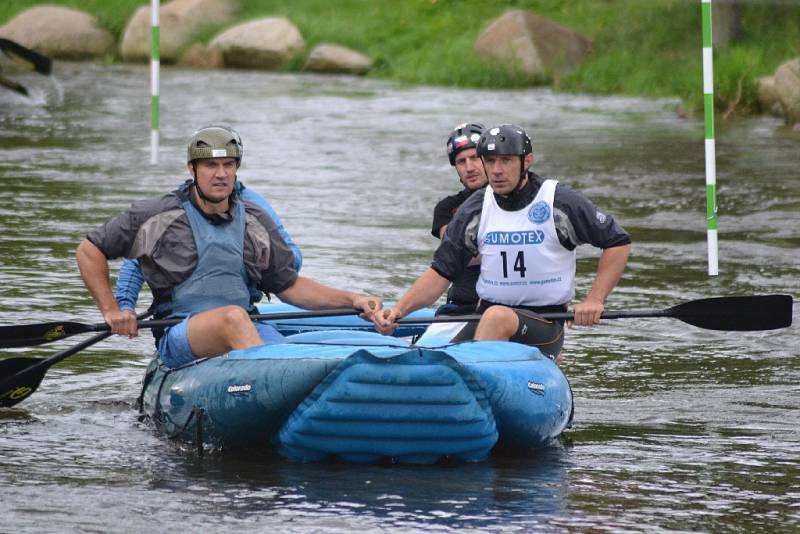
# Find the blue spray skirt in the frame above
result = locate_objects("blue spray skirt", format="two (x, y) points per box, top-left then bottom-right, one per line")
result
(139, 331), (573, 464)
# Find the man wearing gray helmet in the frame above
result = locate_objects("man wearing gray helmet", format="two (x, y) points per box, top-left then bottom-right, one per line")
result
(375, 124), (631, 362)
(76, 125), (381, 369)
(112, 126), (303, 334)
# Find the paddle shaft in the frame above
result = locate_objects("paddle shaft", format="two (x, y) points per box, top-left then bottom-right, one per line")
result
(117, 308), (363, 332)
(0, 308), (364, 348)
(397, 294), (793, 332)
(0, 310), (153, 408)
(398, 310), (668, 324)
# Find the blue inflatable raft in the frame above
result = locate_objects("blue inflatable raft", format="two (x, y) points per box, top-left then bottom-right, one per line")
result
(139, 328), (573, 464)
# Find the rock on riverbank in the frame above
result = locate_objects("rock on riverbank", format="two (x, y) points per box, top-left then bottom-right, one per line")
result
(120, 0), (237, 63)
(759, 58), (800, 128)
(0, 6), (114, 59)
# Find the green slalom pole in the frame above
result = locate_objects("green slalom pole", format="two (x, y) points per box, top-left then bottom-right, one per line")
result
(150, 0), (160, 165)
(702, 0), (719, 275)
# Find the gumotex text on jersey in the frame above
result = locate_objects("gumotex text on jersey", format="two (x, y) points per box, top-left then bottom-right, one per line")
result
(482, 230), (545, 246)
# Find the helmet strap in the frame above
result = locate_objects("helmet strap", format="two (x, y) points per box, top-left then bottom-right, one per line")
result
(510, 156), (527, 195)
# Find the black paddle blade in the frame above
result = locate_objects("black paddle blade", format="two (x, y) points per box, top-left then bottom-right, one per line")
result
(0, 357), (46, 408)
(0, 321), (95, 349)
(0, 73), (29, 96)
(666, 294), (793, 331)
(0, 38), (52, 74)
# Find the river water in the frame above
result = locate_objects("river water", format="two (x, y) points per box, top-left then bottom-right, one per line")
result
(1, 62), (798, 533)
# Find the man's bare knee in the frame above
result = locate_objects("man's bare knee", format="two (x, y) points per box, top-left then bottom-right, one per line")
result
(482, 306), (513, 323)
(475, 306), (518, 340)
(218, 305), (252, 328)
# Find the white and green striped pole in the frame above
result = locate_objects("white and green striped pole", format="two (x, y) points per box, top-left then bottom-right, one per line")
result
(150, 0), (160, 165)
(702, 0), (718, 275)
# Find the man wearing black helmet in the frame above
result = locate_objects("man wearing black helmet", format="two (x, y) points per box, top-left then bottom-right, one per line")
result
(432, 122), (488, 313)
(375, 124), (631, 362)
(77, 125), (381, 369)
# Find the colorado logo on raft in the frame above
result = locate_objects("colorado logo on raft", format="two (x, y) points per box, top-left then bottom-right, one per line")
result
(227, 383), (252, 395)
(527, 381), (545, 395)
(483, 230), (545, 246)
(528, 201), (551, 224)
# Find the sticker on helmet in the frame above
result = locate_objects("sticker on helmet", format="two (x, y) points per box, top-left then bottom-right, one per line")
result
(487, 143), (496, 151)
(490, 127), (500, 135)
(469, 133), (481, 142)
(452, 135), (470, 150)
(212, 149), (227, 157)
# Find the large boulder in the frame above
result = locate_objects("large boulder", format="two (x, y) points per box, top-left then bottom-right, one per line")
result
(757, 76), (782, 117)
(120, 0), (237, 63)
(773, 58), (800, 126)
(303, 44), (372, 75)
(210, 17), (305, 70)
(474, 10), (591, 81)
(0, 6), (114, 60)
(178, 43), (225, 69)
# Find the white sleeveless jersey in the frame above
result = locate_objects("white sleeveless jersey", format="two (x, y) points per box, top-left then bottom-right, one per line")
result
(475, 179), (576, 306)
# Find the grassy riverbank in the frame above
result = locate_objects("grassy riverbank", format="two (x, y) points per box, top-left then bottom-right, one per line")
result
(2, 0), (799, 115)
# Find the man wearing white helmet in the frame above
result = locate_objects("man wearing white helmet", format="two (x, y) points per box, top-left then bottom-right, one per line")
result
(77, 125), (381, 368)
(375, 124), (631, 362)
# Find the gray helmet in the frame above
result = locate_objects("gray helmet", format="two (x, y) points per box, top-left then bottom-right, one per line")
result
(446, 122), (484, 165)
(187, 125), (243, 165)
(476, 124), (532, 158)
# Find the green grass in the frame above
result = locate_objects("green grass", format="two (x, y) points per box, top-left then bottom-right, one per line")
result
(2, 0), (799, 115)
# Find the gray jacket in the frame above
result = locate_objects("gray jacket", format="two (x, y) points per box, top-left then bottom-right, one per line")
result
(87, 185), (298, 304)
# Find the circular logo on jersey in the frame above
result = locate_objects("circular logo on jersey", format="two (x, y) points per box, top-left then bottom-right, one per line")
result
(528, 201), (550, 224)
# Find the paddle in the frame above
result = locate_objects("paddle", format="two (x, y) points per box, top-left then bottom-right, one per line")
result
(1, 294), (792, 351)
(0, 38), (52, 74)
(0, 310), (153, 409)
(0, 307), (365, 349)
(396, 294), (793, 332)
(0, 73), (29, 96)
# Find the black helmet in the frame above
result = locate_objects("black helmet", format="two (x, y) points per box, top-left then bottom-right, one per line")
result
(187, 125), (243, 166)
(476, 124), (532, 158)
(446, 122), (484, 165)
